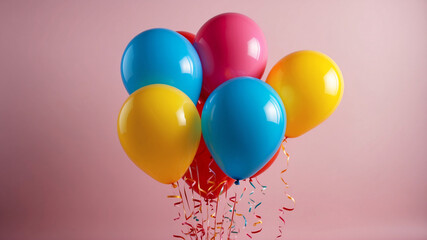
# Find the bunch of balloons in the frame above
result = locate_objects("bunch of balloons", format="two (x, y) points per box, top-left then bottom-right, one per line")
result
(117, 13), (343, 200)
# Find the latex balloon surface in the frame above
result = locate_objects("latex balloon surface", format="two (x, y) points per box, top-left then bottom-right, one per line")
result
(251, 148), (280, 179)
(184, 99), (234, 199)
(121, 28), (202, 104)
(184, 137), (235, 199)
(117, 84), (201, 184)
(202, 77), (286, 180)
(177, 31), (195, 44)
(194, 13), (268, 96)
(266, 50), (344, 138)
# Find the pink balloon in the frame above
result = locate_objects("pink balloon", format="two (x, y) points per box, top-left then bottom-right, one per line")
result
(194, 13), (268, 96)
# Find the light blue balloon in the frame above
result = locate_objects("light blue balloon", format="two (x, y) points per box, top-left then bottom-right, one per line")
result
(201, 77), (286, 181)
(121, 28), (202, 104)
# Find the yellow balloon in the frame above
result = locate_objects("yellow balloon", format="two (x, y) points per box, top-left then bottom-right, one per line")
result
(117, 84), (201, 184)
(266, 50), (344, 138)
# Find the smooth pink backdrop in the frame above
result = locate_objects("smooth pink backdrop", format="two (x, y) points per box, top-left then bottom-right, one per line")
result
(1, 1), (426, 239)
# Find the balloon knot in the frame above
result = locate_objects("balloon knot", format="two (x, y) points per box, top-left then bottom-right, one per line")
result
(235, 180), (240, 185)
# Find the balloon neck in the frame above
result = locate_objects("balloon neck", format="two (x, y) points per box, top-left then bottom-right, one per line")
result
(234, 180), (240, 185)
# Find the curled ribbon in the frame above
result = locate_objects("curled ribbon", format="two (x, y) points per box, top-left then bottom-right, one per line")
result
(169, 146), (288, 239)
(170, 156), (233, 240)
(245, 178), (266, 238)
(276, 138), (296, 239)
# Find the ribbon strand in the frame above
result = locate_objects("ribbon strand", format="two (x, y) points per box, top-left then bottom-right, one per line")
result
(276, 138), (296, 239)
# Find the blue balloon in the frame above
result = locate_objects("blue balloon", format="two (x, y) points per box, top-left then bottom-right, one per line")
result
(121, 28), (202, 104)
(201, 77), (286, 181)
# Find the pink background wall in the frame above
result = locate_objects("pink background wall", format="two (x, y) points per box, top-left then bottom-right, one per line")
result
(1, 0), (426, 239)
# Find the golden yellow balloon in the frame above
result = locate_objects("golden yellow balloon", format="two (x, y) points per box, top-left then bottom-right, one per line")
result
(117, 84), (201, 184)
(266, 50), (344, 138)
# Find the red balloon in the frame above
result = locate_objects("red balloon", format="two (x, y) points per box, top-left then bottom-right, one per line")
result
(183, 99), (234, 199)
(251, 148), (281, 178)
(177, 31), (195, 44)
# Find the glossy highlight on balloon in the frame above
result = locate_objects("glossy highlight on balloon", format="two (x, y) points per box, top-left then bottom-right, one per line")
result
(267, 50), (344, 138)
(117, 84), (201, 184)
(201, 77), (286, 180)
(194, 13), (268, 96)
(121, 28), (202, 104)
